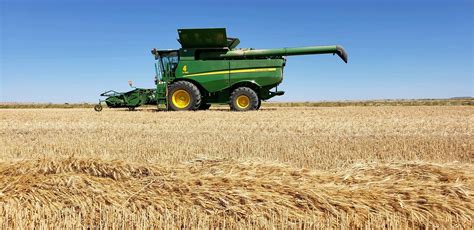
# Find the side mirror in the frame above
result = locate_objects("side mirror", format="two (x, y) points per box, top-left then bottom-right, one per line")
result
(151, 48), (159, 60)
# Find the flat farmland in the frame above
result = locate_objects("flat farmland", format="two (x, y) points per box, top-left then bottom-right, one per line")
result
(0, 106), (472, 228)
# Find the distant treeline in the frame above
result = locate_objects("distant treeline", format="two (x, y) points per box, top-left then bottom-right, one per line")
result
(0, 98), (472, 109)
(264, 99), (473, 107)
(0, 103), (95, 109)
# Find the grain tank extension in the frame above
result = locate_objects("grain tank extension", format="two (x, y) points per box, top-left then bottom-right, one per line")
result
(96, 28), (348, 111)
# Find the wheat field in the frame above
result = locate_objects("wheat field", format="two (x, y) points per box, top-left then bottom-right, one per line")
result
(0, 106), (472, 228)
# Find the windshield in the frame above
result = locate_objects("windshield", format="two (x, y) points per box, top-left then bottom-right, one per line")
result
(155, 51), (179, 81)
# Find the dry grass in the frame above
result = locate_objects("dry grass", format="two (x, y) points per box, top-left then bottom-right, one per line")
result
(266, 98), (474, 107)
(1, 106), (471, 169)
(1, 98), (472, 109)
(1, 158), (472, 228)
(0, 106), (472, 228)
(0, 103), (95, 109)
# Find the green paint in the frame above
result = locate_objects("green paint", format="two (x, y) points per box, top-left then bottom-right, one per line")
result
(98, 28), (347, 111)
(99, 88), (156, 108)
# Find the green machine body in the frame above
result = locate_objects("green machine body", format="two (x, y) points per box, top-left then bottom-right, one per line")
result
(96, 28), (347, 112)
(152, 28), (347, 111)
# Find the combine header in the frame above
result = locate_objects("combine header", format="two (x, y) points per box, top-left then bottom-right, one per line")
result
(96, 28), (347, 111)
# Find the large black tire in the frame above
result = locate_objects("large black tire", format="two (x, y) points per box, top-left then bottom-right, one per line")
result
(168, 81), (201, 111)
(229, 87), (259, 111)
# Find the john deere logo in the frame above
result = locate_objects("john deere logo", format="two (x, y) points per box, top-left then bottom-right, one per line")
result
(182, 65), (188, 73)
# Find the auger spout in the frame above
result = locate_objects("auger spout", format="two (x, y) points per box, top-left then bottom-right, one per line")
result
(219, 45), (348, 63)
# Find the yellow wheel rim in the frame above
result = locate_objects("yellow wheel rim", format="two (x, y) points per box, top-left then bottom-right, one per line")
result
(172, 89), (191, 109)
(236, 95), (250, 109)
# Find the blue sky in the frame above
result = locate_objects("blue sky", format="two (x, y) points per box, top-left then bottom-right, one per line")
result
(1, 0), (472, 103)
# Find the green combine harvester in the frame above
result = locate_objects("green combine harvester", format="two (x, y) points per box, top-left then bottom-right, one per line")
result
(95, 28), (347, 112)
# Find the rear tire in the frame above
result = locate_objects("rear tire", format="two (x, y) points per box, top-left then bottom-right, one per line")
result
(256, 99), (262, 110)
(229, 87), (259, 111)
(168, 81), (201, 111)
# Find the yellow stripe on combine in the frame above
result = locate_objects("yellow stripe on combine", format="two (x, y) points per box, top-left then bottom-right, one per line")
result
(184, 68), (277, 77)
(230, 68), (277, 74)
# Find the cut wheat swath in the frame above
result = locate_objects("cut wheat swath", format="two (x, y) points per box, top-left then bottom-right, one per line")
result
(0, 158), (472, 228)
